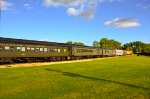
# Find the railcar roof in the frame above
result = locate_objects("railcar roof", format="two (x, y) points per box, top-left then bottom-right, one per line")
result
(0, 37), (68, 47)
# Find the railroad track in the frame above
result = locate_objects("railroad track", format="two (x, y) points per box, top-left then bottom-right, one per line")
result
(0, 57), (115, 68)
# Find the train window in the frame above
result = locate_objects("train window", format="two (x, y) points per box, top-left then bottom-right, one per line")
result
(31, 48), (35, 51)
(27, 47), (31, 51)
(21, 47), (26, 51)
(40, 48), (43, 52)
(58, 49), (60, 52)
(44, 48), (47, 52)
(5, 46), (10, 50)
(36, 48), (40, 52)
(16, 47), (21, 51)
(64, 49), (66, 52)
(54, 49), (57, 52)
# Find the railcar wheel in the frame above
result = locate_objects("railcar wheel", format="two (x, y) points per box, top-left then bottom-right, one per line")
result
(10, 59), (14, 64)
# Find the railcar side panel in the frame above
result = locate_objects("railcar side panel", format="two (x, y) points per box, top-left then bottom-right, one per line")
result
(71, 46), (103, 57)
(115, 50), (124, 56)
(0, 43), (69, 63)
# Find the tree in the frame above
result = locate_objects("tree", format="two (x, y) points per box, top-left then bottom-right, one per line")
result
(78, 42), (85, 46)
(123, 41), (150, 53)
(93, 41), (100, 48)
(73, 42), (85, 46)
(122, 42), (133, 51)
(99, 38), (109, 48)
(98, 38), (121, 49)
(66, 41), (85, 46)
(109, 39), (122, 49)
(142, 44), (150, 53)
(132, 41), (144, 53)
(66, 41), (73, 45)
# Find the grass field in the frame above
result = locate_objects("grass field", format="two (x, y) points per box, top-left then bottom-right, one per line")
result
(0, 55), (150, 99)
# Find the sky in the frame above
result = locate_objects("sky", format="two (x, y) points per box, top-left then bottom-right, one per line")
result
(0, 0), (150, 46)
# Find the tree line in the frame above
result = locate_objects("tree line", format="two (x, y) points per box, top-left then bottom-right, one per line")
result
(66, 38), (150, 53)
(66, 41), (85, 46)
(122, 41), (150, 53)
(93, 38), (122, 49)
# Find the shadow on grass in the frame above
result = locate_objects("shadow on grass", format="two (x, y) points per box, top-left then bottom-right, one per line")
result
(45, 68), (150, 91)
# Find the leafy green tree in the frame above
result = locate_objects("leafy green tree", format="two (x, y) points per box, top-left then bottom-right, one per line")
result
(123, 41), (150, 53)
(98, 38), (121, 49)
(109, 39), (122, 49)
(132, 41), (144, 53)
(99, 38), (109, 48)
(93, 41), (100, 48)
(66, 41), (85, 46)
(122, 42), (133, 51)
(142, 44), (150, 53)
(77, 42), (85, 46)
(66, 41), (73, 45)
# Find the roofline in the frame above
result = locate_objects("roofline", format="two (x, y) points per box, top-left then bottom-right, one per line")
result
(0, 37), (68, 47)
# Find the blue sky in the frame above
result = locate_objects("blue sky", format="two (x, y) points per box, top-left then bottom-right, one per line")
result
(0, 0), (150, 46)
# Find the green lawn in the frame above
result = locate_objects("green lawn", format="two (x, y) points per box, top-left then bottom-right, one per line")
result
(0, 56), (150, 99)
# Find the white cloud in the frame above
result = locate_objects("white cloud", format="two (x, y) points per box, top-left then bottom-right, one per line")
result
(67, 7), (77, 15)
(117, 22), (140, 29)
(99, 0), (123, 3)
(43, 0), (97, 19)
(24, 3), (33, 10)
(43, 0), (80, 7)
(67, 7), (95, 20)
(0, 0), (12, 10)
(104, 18), (140, 29)
(77, 7), (96, 20)
(42, 0), (124, 19)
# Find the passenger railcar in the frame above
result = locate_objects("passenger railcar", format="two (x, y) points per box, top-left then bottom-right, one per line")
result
(124, 51), (133, 55)
(0, 37), (69, 63)
(115, 50), (124, 56)
(102, 49), (116, 57)
(70, 46), (103, 59)
(0, 37), (131, 63)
